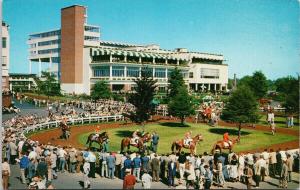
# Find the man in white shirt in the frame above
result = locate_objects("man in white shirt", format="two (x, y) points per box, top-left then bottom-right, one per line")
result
(17, 139), (24, 158)
(141, 171), (153, 189)
(83, 158), (91, 189)
(261, 149), (270, 176)
(58, 147), (67, 173)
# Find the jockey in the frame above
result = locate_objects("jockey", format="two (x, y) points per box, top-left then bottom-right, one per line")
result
(131, 129), (140, 144)
(184, 131), (193, 146)
(94, 126), (101, 139)
(223, 132), (232, 147)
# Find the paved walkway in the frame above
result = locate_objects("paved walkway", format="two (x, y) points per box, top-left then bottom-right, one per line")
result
(8, 165), (299, 189)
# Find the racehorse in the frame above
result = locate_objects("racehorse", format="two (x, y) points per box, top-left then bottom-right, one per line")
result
(60, 122), (70, 140)
(86, 132), (109, 150)
(211, 137), (240, 154)
(171, 134), (203, 155)
(120, 132), (152, 153)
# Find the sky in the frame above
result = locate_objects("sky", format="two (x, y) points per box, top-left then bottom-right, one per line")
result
(3, 0), (300, 80)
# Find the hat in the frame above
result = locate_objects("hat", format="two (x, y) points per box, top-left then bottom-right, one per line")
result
(125, 169), (131, 173)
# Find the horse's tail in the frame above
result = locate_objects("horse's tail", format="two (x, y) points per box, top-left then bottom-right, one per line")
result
(86, 135), (90, 145)
(171, 142), (176, 152)
(121, 139), (124, 153)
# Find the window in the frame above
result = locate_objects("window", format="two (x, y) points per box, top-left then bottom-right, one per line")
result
(2, 37), (6, 48)
(112, 66), (124, 77)
(84, 36), (99, 41)
(200, 68), (219, 79)
(84, 26), (100, 33)
(38, 39), (60, 46)
(189, 72), (194, 78)
(167, 69), (174, 78)
(2, 56), (7, 67)
(93, 66), (110, 77)
(127, 67), (139, 77)
(38, 48), (60, 54)
(154, 68), (166, 78)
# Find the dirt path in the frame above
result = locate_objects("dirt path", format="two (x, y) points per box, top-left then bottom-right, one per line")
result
(29, 116), (299, 153)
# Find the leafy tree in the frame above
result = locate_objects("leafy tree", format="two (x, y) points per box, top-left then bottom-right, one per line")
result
(221, 85), (260, 139)
(249, 71), (268, 99)
(275, 76), (299, 114)
(237, 75), (252, 87)
(90, 81), (112, 101)
(168, 67), (185, 99)
(128, 68), (157, 127)
(36, 71), (61, 97)
(168, 86), (195, 125)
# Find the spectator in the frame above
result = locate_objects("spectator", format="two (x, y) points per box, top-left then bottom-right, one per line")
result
(185, 160), (196, 189)
(215, 160), (225, 187)
(204, 165), (213, 189)
(100, 151), (109, 178)
(279, 160), (288, 188)
(27, 159), (36, 182)
(177, 151), (186, 183)
(58, 147), (67, 173)
(141, 171), (152, 189)
(76, 150), (83, 173)
(107, 152), (116, 179)
(2, 158), (10, 190)
(244, 162), (253, 189)
(276, 149), (283, 175)
(141, 154), (150, 174)
(19, 153), (30, 184)
(269, 149), (277, 177)
(83, 158), (91, 189)
(69, 148), (77, 173)
(151, 131), (159, 153)
(9, 139), (18, 165)
(151, 154), (160, 182)
(132, 153), (142, 182)
(115, 151), (122, 178)
(286, 154), (293, 182)
(123, 169), (136, 190)
(254, 156), (262, 188)
(88, 151), (96, 178)
(36, 157), (48, 179)
(168, 159), (177, 187)
(50, 149), (58, 179)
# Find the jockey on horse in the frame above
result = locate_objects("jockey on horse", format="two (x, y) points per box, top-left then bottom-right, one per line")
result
(92, 126), (101, 141)
(223, 132), (232, 148)
(183, 131), (193, 147)
(131, 129), (145, 145)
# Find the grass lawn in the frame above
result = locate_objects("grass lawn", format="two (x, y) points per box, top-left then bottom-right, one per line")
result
(258, 114), (299, 131)
(78, 122), (297, 154)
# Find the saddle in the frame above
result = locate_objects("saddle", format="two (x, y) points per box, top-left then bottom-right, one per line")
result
(223, 141), (232, 148)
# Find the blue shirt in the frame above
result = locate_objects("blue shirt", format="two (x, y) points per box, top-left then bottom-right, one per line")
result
(152, 134), (159, 145)
(20, 156), (29, 169)
(132, 157), (141, 168)
(124, 158), (132, 169)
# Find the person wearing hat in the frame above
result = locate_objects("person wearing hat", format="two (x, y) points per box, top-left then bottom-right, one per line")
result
(243, 162), (253, 189)
(123, 169), (136, 190)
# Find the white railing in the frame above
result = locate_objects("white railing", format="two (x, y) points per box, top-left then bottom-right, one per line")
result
(22, 115), (124, 134)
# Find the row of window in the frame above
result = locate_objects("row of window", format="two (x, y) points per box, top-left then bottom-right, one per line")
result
(38, 48), (60, 55)
(84, 26), (100, 33)
(38, 39), (60, 46)
(29, 30), (61, 39)
(189, 68), (220, 79)
(84, 36), (99, 41)
(2, 37), (7, 48)
(93, 66), (177, 78)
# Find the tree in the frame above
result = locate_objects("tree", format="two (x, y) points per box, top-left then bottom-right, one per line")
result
(168, 67), (185, 99)
(249, 71), (268, 99)
(168, 86), (195, 125)
(128, 68), (157, 127)
(90, 81), (112, 101)
(221, 85), (260, 139)
(36, 71), (61, 97)
(275, 76), (299, 114)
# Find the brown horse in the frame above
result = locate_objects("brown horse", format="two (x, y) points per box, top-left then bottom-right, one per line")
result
(171, 134), (203, 155)
(121, 132), (152, 153)
(60, 122), (70, 139)
(211, 137), (240, 154)
(86, 132), (109, 149)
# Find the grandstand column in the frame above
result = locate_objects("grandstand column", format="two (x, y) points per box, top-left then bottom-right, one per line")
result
(109, 65), (112, 80)
(153, 57), (155, 64)
(110, 54), (113, 63)
(165, 68), (168, 79)
(124, 55), (127, 62)
(208, 84), (211, 91)
(165, 58), (168, 65)
(195, 83), (198, 91)
(49, 57), (52, 75)
(124, 66), (127, 77)
(153, 68), (155, 77)
(139, 56), (142, 64)
(38, 58), (42, 77)
(139, 67), (142, 77)
(177, 59), (179, 66)
(29, 60), (32, 74)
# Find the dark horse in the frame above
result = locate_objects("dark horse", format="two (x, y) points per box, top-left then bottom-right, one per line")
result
(86, 132), (109, 150)
(121, 132), (152, 153)
(211, 137), (240, 154)
(171, 134), (203, 155)
(60, 122), (70, 140)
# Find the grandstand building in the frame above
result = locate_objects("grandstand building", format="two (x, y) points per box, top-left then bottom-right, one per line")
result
(2, 21), (10, 91)
(28, 5), (228, 95)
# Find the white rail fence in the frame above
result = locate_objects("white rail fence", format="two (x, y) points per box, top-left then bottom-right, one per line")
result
(22, 115), (124, 134)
